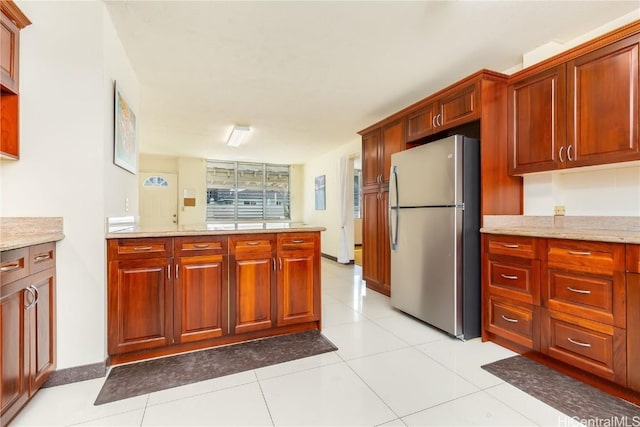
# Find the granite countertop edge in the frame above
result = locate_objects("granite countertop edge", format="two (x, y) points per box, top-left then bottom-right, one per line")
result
(480, 227), (640, 244)
(106, 225), (327, 239)
(0, 233), (66, 252)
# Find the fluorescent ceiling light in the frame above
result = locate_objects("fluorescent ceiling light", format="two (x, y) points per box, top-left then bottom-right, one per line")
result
(227, 125), (251, 147)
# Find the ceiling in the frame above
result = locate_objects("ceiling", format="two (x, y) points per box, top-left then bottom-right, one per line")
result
(105, 1), (639, 165)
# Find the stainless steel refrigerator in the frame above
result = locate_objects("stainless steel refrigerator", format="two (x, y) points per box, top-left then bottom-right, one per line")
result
(389, 134), (480, 339)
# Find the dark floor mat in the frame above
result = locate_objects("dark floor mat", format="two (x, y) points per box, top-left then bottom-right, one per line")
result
(95, 330), (337, 405)
(482, 355), (640, 421)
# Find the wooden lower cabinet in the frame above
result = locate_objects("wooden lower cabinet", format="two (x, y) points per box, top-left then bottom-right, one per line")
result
(1, 243), (56, 426)
(107, 232), (321, 364)
(277, 233), (321, 326)
(483, 234), (633, 389)
(107, 258), (173, 355)
(230, 235), (276, 334)
(362, 189), (390, 296)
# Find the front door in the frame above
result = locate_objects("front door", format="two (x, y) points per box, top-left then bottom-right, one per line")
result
(139, 173), (178, 227)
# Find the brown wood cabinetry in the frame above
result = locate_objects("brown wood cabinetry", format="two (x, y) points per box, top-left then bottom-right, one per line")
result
(508, 26), (640, 174)
(230, 235), (276, 334)
(361, 119), (403, 296)
(107, 231), (322, 364)
(174, 237), (228, 344)
(407, 82), (479, 141)
(483, 234), (631, 389)
(0, 1), (30, 159)
(482, 234), (542, 350)
(276, 233), (320, 326)
(1, 243), (56, 426)
(626, 244), (640, 392)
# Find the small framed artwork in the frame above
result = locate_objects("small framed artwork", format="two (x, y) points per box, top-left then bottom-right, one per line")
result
(314, 175), (326, 210)
(114, 82), (137, 174)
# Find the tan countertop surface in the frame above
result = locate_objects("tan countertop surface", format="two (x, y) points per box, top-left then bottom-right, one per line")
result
(480, 215), (640, 244)
(1, 217), (65, 251)
(106, 222), (326, 239)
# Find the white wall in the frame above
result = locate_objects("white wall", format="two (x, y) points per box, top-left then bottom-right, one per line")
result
(518, 9), (640, 217)
(303, 139), (361, 259)
(178, 157), (206, 225)
(0, 1), (139, 369)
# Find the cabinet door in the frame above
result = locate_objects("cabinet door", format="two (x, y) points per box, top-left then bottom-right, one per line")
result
(362, 130), (381, 189)
(439, 82), (480, 129)
(567, 35), (640, 167)
(27, 269), (55, 393)
(0, 281), (29, 425)
(107, 259), (173, 355)
(174, 255), (227, 343)
(230, 235), (276, 334)
(380, 120), (405, 184)
(0, 10), (19, 93)
(362, 190), (381, 288)
(407, 102), (438, 142)
(276, 234), (320, 326)
(628, 272), (640, 392)
(508, 66), (566, 174)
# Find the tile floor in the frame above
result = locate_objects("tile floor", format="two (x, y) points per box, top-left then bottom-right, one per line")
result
(11, 259), (583, 427)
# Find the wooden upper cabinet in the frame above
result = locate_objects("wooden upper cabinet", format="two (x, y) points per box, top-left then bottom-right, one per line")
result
(407, 82), (479, 142)
(380, 119), (404, 184)
(0, 9), (19, 93)
(567, 34), (640, 167)
(361, 130), (381, 189)
(508, 65), (566, 174)
(362, 119), (405, 189)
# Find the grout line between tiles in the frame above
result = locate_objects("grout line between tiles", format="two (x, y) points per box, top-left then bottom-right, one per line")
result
(254, 372), (276, 427)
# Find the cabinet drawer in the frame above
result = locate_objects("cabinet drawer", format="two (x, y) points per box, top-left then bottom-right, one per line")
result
(627, 244), (640, 273)
(486, 235), (538, 259)
(544, 310), (626, 385)
(277, 233), (318, 252)
(108, 238), (173, 260)
(1, 247), (28, 285)
(29, 243), (55, 274)
(545, 269), (625, 327)
(230, 234), (275, 256)
(487, 258), (539, 305)
(174, 236), (227, 257)
(486, 297), (536, 350)
(547, 240), (624, 275)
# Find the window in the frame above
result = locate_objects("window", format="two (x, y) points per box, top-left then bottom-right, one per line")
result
(142, 176), (169, 187)
(354, 169), (361, 218)
(206, 161), (290, 221)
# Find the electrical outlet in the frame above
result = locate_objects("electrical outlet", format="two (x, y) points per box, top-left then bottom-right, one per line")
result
(125, 197), (129, 212)
(553, 205), (565, 216)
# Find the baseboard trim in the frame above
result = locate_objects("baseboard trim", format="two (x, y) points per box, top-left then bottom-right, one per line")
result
(42, 361), (107, 388)
(321, 253), (354, 264)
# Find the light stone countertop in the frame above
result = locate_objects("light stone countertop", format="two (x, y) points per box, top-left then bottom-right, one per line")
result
(106, 221), (326, 239)
(1, 217), (65, 251)
(480, 215), (640, 244)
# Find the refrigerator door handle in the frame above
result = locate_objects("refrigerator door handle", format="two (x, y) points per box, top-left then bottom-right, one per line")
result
(390, 165), (399, 251)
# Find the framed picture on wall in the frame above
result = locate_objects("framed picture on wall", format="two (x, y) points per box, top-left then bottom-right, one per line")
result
(114, 82), (138, 174)
(315, 175), (326, 210)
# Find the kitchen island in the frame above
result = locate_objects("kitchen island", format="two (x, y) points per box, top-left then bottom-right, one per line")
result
(480, 215), (640, 401)
(106, 222), (325, 365)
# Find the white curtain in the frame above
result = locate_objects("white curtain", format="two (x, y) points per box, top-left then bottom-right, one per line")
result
(337, 155), (350, 263)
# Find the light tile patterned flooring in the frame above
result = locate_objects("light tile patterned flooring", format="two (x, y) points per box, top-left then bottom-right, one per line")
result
(11, 259), (582, 427)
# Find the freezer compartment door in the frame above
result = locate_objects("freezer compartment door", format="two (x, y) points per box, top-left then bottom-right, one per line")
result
(390, 206), (462, 337)
(389, 135), (462, 208)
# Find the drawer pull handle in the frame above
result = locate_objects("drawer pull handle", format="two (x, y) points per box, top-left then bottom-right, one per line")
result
(500, 274), (518, 280)
(0, 263), (20, 272)
(567, 250), (591, 256)
(133, 246), (153, 251)
(501, 315), (519, 323)
(502, 244), (519, 249)
(567, 337), (592, 348)
(291, 239), (305, 244)
(34, 254), (51, 262)
(567, 286), (591, 295)
(193, 244), (210, 248)
(246, 241), (261, 246)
